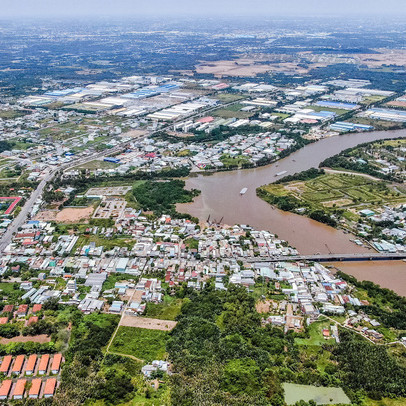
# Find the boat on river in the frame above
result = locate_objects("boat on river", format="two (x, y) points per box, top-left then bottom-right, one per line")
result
(240, 187), (248, 195)
(275, 171), (287, 177)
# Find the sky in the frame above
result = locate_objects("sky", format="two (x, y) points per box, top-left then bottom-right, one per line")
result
(1, 0), (406, 18)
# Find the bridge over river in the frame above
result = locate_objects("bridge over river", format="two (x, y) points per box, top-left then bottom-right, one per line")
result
(244, 252), (406, 263)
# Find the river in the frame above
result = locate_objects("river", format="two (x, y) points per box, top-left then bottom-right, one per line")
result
(328, 261), (406, 296)
(177, 129), (406, 255)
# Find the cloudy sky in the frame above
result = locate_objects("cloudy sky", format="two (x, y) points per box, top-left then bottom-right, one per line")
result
(2, 0), (406, 17)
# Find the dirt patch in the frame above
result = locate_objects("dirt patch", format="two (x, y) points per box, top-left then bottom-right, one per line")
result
(34, 210), (58, 221)
(120, 315), (177, 331)
(0, 334), (51, 344)
(56, 206), (94, 223)
(121, 129), (148, 138)
(256, 299), (274, 314)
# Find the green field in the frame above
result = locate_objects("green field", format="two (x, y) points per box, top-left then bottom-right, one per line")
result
(295, 319), (336, 346)
(0, 110), (26, 119)
(73, 234), (135, 251)
(110, 326), (168, 362)
(75, 160), (119, 170)
(144, 297), (183, 321)
(283, 383), (350, 405)
(260, 173), (406, 217)
(365, 398), (406, 406)
(212, 103), (254, 119)
(351, 116), (401, 130)
(213, 93), (245, 103)
(310, 105), (349, 116)
(360, 95), (387, 105)
(220, 154), (251, 168)
(39, 122), (88, 140)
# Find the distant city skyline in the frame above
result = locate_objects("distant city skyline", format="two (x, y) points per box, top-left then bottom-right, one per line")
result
(1, 0), (406, 18)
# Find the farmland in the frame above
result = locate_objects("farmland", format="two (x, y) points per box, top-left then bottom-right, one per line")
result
(258, 172), (406, 229)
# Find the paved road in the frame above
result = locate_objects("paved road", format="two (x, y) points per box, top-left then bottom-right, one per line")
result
(0, 173), (53, 253)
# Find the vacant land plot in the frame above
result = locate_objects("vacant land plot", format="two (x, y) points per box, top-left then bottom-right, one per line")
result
(120, 315), (177, 331)
(213, 93), (245, 103)
(283, 383), (350, 405)
(144, 297), (183, 321)
(110, 326), (168, 362)
(220, 154), (251, 168)
(212, 103), (254, 119)
(0, 334), (51, 344)
(75, 160), (118, 170)
(310, 105), (349, 116)
(295, 319), (335, 346)
(56, 207), (94, 223)
(86, 186), (132, 197)
(255, 299), (275, 314)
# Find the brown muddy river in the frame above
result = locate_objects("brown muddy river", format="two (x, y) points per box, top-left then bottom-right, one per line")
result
(328, 261), (406, 296)
(177, 129), (406, 255)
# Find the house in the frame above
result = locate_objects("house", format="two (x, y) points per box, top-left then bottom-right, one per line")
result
(25, 354), (37, 376)
(0, 380), (12, 400)
(20, 281), (33, 291)
(29, 378), (42, 399)
(32, 304), (42, 314)
(27, 316), (38, 326)
(2, 305), (13, 314)
(13, 379), (26, 400)
(0, 355), (12, 375)
(51, 354), (62, 374)
(0, 317), (8, 325)
(17, 305), (29, 317)
(12, 355), (25, 375)
(38, 354), (49, 375)
(43, 378), (57, 398)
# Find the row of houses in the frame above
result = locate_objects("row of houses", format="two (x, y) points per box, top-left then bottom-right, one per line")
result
(0, 377), (57, 400)
(0, 354), (63, 377)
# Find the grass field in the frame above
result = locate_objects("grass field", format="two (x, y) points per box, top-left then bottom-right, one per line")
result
(110, 326), (168, 362)
(360, 95), (387, 105)
(75, 160), (119, 170)
(220, 154), (251, 168)
(212, 103), (254, 119)
(271, 112), (291, 120)
(0, 110), (25, 120)
(39, 122), (88, 140)
(364, 399), (406, 406)
(295, 319), (336, 346)
(351, 116), (401, 130)
(214, 93), (245, 103)
(310, 105), (349, 116)
(73, 234), (135, 251)
(144, 297), (183, 321)
(283, 383), (350, 405)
